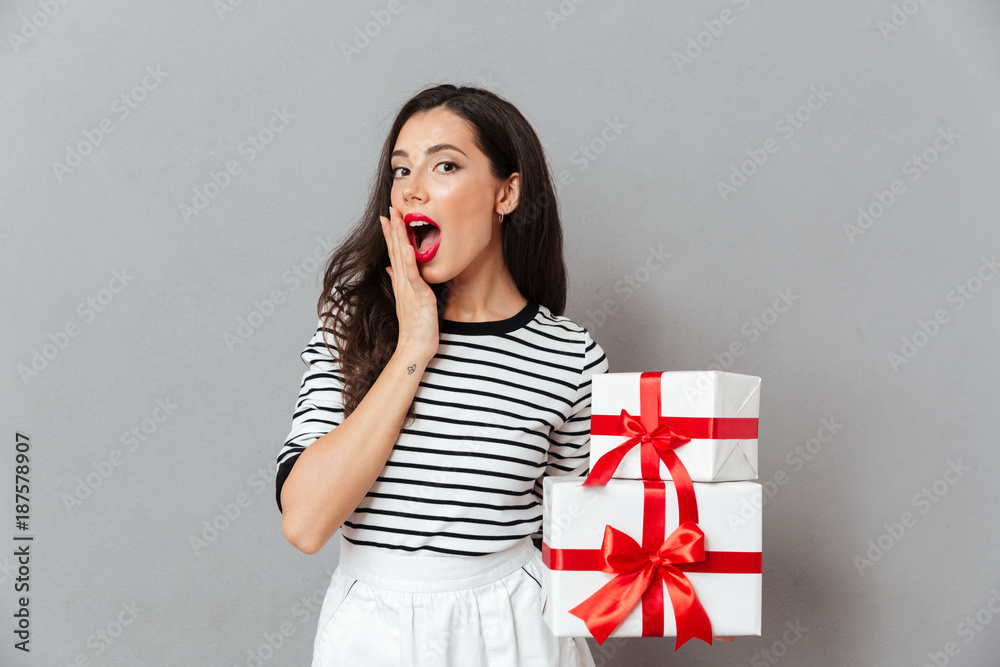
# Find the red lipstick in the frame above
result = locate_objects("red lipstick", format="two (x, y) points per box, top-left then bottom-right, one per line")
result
(402, 212), (442, 263)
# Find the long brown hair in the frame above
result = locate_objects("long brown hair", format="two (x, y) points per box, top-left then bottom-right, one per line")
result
(316, 83), (568, 427)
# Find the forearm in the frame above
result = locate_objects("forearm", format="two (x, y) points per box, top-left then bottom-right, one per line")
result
(280, 347), (428, 554)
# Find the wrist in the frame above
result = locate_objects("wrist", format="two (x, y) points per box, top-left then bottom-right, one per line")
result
(391, 346), (432, 372)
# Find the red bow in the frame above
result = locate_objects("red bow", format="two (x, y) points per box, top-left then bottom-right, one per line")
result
(583, 373), (698, 525)
(569, 521), (713, 649)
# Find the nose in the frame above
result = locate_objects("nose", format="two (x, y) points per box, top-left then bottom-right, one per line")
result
(401, 170), (427, 206)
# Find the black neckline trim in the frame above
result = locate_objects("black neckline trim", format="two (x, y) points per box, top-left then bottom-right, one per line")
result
(440, 299), (539, 336)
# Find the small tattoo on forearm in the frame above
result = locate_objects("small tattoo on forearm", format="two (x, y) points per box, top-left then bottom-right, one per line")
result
(407, 364), (416, 374)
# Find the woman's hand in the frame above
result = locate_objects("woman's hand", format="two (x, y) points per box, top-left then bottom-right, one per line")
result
(380, 205), (439, 365)
(713, 636), (735, 642)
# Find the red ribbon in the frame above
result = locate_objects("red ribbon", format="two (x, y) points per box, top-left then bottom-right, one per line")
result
(583, 373), (703, 524)
(590, 414), (759, 441)
(587, 373), (759, 476)
(566, 522), (714, 649)
(543, 544), (763, 574)
(549, 480), (763, 648)
(583, 372), (760, 523)
(565, 373), (762, 646)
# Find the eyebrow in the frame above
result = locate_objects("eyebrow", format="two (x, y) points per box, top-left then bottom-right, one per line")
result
(391, 144), (469, 159)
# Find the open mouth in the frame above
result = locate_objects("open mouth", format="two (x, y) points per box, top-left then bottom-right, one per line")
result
(403, 213), (442, 261)
(408, 221), (440, 253)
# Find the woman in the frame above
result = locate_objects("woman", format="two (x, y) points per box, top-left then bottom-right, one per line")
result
(275, 83), (608, 665)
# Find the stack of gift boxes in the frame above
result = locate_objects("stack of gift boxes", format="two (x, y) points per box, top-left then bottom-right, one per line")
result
(540, 370), (762, 650)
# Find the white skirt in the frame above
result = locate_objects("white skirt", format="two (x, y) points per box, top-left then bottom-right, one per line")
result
(311, 534), (595, 666)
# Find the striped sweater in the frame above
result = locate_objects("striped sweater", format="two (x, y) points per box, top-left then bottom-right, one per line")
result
(274, 298), (610, 556)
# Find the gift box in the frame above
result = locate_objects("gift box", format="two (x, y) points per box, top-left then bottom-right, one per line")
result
(540, 476), (762, 647)
(589, 370), (761, 483)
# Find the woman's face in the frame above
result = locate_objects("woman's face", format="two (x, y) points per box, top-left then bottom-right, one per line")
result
(389, 107), (514, 287)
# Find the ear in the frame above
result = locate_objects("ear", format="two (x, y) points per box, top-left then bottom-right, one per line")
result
(496, 172), (520, 215)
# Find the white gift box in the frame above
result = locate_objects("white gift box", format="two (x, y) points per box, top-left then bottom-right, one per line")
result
(590, 370), (761, 482)
(540, 476), (762, 641)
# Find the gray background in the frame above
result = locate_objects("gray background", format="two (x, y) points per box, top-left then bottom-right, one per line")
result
(2, 0), (999, 665)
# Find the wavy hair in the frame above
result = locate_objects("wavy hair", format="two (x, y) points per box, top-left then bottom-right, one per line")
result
(316, 83), (567, 427)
